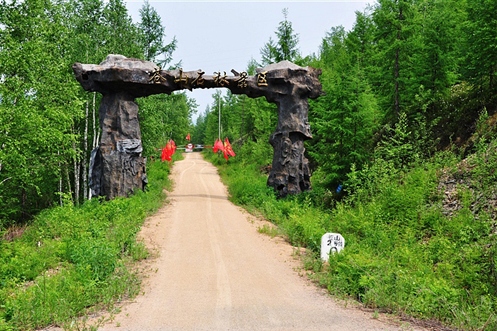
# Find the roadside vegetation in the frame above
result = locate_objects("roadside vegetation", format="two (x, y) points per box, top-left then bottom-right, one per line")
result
(0, 160), (173, 330)
(205, 112), (497, 330)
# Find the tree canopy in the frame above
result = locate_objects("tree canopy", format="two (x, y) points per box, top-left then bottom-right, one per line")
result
(0, 0), (193, 226)
(194, 0), (497, 198)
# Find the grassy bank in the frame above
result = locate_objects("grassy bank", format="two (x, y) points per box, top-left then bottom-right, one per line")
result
(205, 142), (497, 330)
(0, 159), (173, 331)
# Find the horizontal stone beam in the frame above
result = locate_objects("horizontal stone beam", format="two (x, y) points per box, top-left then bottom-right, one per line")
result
(72, 54), (322, 101)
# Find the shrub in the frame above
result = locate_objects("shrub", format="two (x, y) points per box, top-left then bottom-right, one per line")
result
(0, 159), (171, 330)
(212, 141), (497, 330)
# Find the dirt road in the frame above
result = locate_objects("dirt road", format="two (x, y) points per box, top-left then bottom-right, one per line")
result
(99, 153), (422, 331)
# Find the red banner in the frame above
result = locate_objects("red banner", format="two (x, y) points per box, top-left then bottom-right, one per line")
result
(223, 137), (236, 160)
(213, 138), (224, 153)
(161, 139), (176, 162)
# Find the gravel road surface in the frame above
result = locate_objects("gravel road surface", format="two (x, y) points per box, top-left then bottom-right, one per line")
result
(97, 153), (425, 331)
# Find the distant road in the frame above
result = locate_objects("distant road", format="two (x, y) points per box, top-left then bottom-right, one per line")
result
(98, 153), (424, 331)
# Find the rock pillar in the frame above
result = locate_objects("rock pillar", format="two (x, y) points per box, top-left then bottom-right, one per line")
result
(90, 92), (147, 199)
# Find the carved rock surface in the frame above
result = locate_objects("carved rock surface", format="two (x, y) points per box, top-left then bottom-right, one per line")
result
(73, 55), (322, 199)
(99, 92), (146, 199)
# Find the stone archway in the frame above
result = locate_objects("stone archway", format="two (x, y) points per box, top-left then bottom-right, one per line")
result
(72, 54), (322, 200)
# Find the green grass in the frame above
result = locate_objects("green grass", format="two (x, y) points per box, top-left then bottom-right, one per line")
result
(0, 159), (173, 331)
(257, 224), (282, 238)
(205, 141), (497, 330)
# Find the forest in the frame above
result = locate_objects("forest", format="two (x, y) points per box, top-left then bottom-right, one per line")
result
(196, 0), (496, 189)
(1, 0), (497, 330)
(0, 0), (193, 225)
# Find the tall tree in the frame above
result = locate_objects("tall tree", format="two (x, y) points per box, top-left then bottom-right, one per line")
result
(65, 0), (107, 63)
(138, 0), (177, 66)
(0, 0), (83, 223)
(102, 0), (142, 58)
(371, 0), (414, 120)
(464, 0), (497, 96)
(260, 8), (300, 64)
(346, 9), (375, 81)
(413, 0), (461, 100)
(308, 26), (380, 188)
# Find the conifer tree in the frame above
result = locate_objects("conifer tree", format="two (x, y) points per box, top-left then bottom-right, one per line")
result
(138, 0), (177, 66)
(413, 0), (461, 100)
(464, 0), (497, 95)
(308, 26), (380, 188)
(371, 0), (413, 120)
(260, 8), (300, 64)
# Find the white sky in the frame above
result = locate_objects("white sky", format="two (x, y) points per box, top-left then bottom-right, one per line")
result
(124, 0), (372, 122)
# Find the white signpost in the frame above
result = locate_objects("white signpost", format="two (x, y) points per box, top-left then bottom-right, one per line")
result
(320, 233), (345, 262)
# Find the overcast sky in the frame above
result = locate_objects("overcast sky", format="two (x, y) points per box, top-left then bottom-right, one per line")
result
(124, 0), (372, 122)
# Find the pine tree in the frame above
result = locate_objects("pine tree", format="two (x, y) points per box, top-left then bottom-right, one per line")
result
(138, 0), (177, 66)
(260, 8), (300, 64)
(464, 0), (497, 95)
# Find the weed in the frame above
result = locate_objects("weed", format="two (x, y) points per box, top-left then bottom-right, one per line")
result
(0, 159), (170, 330)
(257, 224), (280, 238)
(209, 140), (497, 330)
(302, 251), (323, 273)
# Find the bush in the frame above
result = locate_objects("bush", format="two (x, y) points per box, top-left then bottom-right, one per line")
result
(0, 159), (171, 330)
(211, 140), (497, 330)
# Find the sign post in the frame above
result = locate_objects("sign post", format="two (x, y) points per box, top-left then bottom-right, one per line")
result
(320, 233), (345, 262)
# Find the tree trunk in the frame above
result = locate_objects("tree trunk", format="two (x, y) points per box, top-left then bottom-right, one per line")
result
(394, 3), (404, 118)
(83, 99), (89, 200)
(65, 163), (73, 205)
(58, 151), (62, 206)
(72, 138), (80, 205)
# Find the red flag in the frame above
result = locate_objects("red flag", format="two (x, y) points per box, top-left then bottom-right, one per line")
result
(160, 140), (175, 162)
(161, 146), (168, 162)
(170, 139), (177, 154)
(213, 138), (224, 153)
(223, 137), (236, 160)
(165, 141), (173, 161)
(186, 133), (191, 141)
